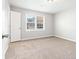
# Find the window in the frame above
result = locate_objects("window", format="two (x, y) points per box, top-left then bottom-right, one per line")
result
(26, 15), (45, 31)
(37, 16), (43, 29)
(26, 16), (35, 30)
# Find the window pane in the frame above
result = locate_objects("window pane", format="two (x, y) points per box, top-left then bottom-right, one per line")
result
(27, 23), (35, 29)
(37, 16), (43, 29)
(37, 24), (43, 28)
(27, 16), (35, 23)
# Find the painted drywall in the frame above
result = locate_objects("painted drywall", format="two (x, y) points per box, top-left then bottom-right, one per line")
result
(11, 7), (54, 40)
(2, 0), (10, 59)
(54, 8), (76, 42)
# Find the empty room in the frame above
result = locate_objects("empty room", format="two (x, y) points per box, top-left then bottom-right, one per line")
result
(2, 0), (76, 59)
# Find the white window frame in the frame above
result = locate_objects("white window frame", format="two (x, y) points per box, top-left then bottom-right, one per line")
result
(26, 15), (45, 31)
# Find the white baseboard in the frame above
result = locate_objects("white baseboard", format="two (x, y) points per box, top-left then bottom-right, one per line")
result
(54, 35), (76, 42)
(12, 35), (76, 43)
(22, 35), (54, 40)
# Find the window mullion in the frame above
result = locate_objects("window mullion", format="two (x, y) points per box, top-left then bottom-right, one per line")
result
(35, 16), (37, 30)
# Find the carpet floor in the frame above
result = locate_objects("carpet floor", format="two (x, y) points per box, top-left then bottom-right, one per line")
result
(5, 37), (76, 59)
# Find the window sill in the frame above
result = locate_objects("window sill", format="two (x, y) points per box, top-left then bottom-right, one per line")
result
(26, 29), (45, 32)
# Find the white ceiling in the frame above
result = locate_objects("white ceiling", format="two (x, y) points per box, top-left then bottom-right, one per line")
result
(9, 0), (76, 14)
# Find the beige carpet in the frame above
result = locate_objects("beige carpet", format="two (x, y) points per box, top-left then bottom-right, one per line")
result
(5, 37), (76, 59)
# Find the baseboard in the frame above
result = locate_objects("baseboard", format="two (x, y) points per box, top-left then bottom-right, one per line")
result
(22, 35), (54, 41)
(11, 35), (54, 43)
(11, 35), (76, 43)
(54, 35), (76, 42)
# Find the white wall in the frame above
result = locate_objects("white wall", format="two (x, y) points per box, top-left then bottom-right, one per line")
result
(11, 7), (54, 40)
(11, 6), (76, 42)
(2, 0), (10, 59)
(54, 9), (76, 42)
